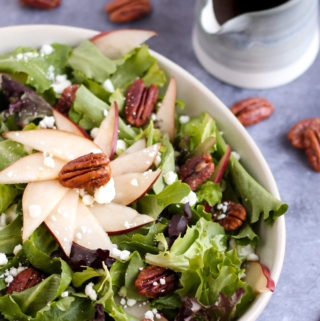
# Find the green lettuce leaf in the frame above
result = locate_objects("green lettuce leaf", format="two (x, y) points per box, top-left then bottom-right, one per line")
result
(67, 40), (116, 83)
(0, 214), (22, 254)
(0, 140), (28, 170)
(0, 185), (21, 213)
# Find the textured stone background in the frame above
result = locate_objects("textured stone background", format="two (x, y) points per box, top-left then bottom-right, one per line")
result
(0, 0), (319, 320)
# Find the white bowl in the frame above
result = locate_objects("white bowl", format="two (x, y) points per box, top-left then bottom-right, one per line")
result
(0, 25), (286, 321)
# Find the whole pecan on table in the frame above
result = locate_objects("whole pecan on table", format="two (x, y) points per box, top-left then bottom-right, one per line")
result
(288, 118), (320, 149)
(178, 154), (215, 191)
(19, 0), (61, 9)
(54, 84), (80, 116)
(210, 201), (246, 231)
(230, 97), (274, 126)
(124, 79), (158, 127)
(303, 126), (320, 172)
(58, 153), (111, 189)
(135, 265), (179, 299)
(6, 267), (46, 294)
(105, 0), (152, 23)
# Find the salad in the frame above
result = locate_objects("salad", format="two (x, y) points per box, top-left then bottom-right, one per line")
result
(0, 30), (288, 321)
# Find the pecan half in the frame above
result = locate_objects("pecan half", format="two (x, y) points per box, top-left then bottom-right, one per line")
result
(6, 267), (46, 294)
(288, 118), (320, 149)
(106, 0), (152, 23)
(124, 79), (158, 127)
(54, 84), (80, 116)
(178, 154), (214, 191)
(135, 265), (179, 299)
(58, 153), (111, 189)
(19, 0), (60, 9)
(212, 201), (246, 231)
(304, 126), (320, 172)
(230, 97), (274, 126)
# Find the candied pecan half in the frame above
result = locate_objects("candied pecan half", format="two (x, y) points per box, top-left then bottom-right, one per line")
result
(58, 153), (111, 189)
(304, 126), (320, 172)
(178, 154), (214, 191)
(6, 267), (46, 294)
(288, 118), (320, 149)
(124, 79), (158, 127)
(54, 84), (80, 116)
(230, 97), (274, 126)
(211, 201), (246, 231)
(19, 0), (60, 9)
(135, 265), (179, 299)
(106, 0), (152, 23)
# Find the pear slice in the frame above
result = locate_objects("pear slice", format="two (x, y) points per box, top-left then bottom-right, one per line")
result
(90, 29), (157, 60)
(93, 103), (118, 159)
(73, 201), (113, 252)
(44, 189), (78, 257)
(118, 138), (146, 158)
(110, 143), (161, 177)
(0, 152), (65, 184)
(22, 180), (69, 241)
(113, 169), (161, 205)
(90, 202), (154, 234)
(4, 129), (100, 162)
(156, 77), (177, 142)
(52, 108), (90, 138)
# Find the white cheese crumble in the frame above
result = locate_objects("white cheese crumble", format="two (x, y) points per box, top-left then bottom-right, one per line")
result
(85, 282), (97, 300)
(13, 244), (22, 255)
(40, 44), (54, 55)
(180, 191), (197, 206)
(43, 154), (55, 168)
(102, 79), (115, 93)
(145, 311), (154, 321)
(82, 194), (95, 206)
(229, 239), (259, 262)
(39, 116), (55, 129)
(111, 244), (131, 260)
(151, 113), (157, 121)
(94, 178), (116, 204)
(116, 140), (127, 155)
(163, 171), (177, 185)
(29, 205), (42, 218)
(90, 127), (99, 139)
(154, 152), (162, 166)
(61, 291), (69, 298)
(0, 253), (8, 265)
(51, 74), (72, 94)
(231, 151), (241, 161)
(126, 298), (137, 307)
(179, 115), (190, 124)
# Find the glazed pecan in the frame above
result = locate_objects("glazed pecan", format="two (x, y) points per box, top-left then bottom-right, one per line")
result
(288, 118), (320, 149)
(135, 265), (179, 299)
(304, 126), (320, 172)
(106, 0), (152, 23)
(58, 153), (111, 189)
(212, 201), (246, 231)
(178, 154), (215, 191)
(54, 84), (80, 116)
(124, 79), (158, 127)
(19, 0), (60, 9)
(230, 97), (274, 126)
(6, 267), (46, 294)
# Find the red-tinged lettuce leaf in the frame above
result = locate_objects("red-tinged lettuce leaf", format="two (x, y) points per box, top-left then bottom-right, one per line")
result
(175, 290), (245, 321)
(0, 75), (53, 127)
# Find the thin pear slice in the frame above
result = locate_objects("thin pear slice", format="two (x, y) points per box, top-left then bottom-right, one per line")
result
(93, 103), (118, 159)
(118, 138), (146, 158)
(4, 129), (100, 162)
(44, 189), (78, 257)
(156, 77), (177, 142)
(73, 201), (113, 252)
(90, 29), (157, 60)
(22, 180), (69, 241)
(90, 202), (154, 234)
(0, 152), (65, 184)
(113, 169), (161, 205)
(52, 108), (90, 138)
(110, 143), (161, 177)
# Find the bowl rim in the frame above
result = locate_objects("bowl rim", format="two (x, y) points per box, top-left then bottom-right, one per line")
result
(0, 24), (286, 321)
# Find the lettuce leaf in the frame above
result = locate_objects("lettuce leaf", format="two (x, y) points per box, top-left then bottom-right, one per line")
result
(0, 214), (22, 254)
(0, 139), (28, 171)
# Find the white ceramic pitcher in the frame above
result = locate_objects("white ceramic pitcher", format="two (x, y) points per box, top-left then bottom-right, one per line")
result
(192, 0), (319, 89)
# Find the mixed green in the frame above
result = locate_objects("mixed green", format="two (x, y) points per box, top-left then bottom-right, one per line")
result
(0, 38), (288, 321)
